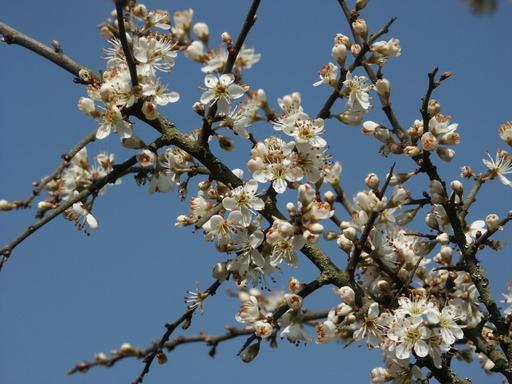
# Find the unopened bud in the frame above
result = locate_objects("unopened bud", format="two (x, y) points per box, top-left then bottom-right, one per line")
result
(308, 222), (325, 235)
(119, 343), (138, 356)
(240, 343), (260, 363)
(0, 199), (17, 211)
(351, 43), (362, 56)
(436, 232), (449, 245)
(121, 135), (146, 149)
(355, 0), (369, 11)
(375, 78), (390, 101)
(193, 22), (209, 42)
(460, 165), (474, 179)
(192, 101), (205, 115)
(78, 69), (92, 83)
(212, 262), (229, 281)
(342, 226), (357, 241)
(51, 39), (61, 52)
(331, 43), (347, 65)
(218, 135), (235, 152)
(450, 180), (463, 197)
(362, 121), (380, 135)
(437, 147), (456, 162)
(336, 234), (353, 252)
(485, 214), (501, 232)
(221, 32), (232, 44)
(352, 19), (368, 40)
(133, 4), (147, 18)
(428, 99), (441, 115)
(336, 286), (355, 305)
(157, 351), (168, 365)
(365, 173), (379, 190)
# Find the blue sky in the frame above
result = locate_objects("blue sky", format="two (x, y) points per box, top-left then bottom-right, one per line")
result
(1, 1), (512, 383)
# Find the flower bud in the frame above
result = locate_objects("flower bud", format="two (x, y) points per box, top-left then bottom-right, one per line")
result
(337, 303), (353, 316)
(133, 4), (147, 18)
(119, 343), (138, 356)
(436, 232), (449, 245)
(450, 180), (463, 197)
(362, 121), (380, 135)
(221, 31), (232, 44)
(240, 343), (260, 363)
(428, 99), (441, 115)
(121, 135), (146, 149)
(355, 0), (369, 11)
(374, 127), (392, 143)
(0, 199), (17, 211)
(460, 165), (474, 178)
(365, 173), (379, 190)
(485, 214), (501, 232)
(499, 121), (512, 146)
(336, 286), (355, 305)
(212, 262), (229, 281)
(192, 22), (209, 42)
(307, 222), (325, 235)
(185, 40), (205, 61)
(337, 234), (353, 252)
(437, 147), (455, 162)
(342, 226), (357, 241)
(331, 43), (347, 65)
(51, 39), (61, 52)
(375, 78), (390, 101)
(425, 212), (440, 230)
(218, 135), (235, 151)
(157, 351), (168, 365)
(323, 190), (335, 203)
(439, 132), (460, 145)
(334, 33), (351, 48)
(352, 19), (368, 40)
(350, 43), (362, 56)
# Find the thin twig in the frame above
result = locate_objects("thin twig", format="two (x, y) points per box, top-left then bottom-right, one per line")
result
(67, 310), (329, 375)
(0, 22), (100, 83)
(0, 136), (171, 271)
(198, 0), (261, 145)
(114, 0), (138, 87)
(132, 279), (224, 384)
(11, 130), (97, 210)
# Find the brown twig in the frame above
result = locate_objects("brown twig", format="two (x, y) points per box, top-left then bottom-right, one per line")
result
(0, 136), (171, 271)
(132, 279), (224, 384)
(114, 0), (139, 87)
(0, 22), (100, 83)
(11, 130), (97, 211)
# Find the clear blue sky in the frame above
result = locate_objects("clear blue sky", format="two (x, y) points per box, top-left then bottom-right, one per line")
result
(1, 1), (512, 383)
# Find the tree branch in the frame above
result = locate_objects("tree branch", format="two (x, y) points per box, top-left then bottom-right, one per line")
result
(0, 21), (100, 83)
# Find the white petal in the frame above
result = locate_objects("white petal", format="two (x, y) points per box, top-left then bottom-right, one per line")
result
(86, 213), (98, 229)
(249, 196), (265, 211)
(96, 123), (111, 139)
(414, 340), (429, 357)
(204, 74), (218, 88)
(200, 90), (216, 105)
(222, 197), (237, 211)
(220, 73), (234, 86)
(273, 178), (287, 194)
(228, 84), (247, 99)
